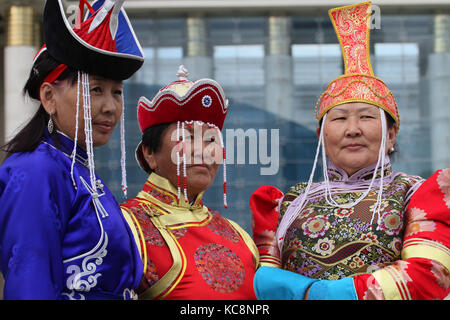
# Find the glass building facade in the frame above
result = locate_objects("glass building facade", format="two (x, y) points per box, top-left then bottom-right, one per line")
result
(94, 13), (450, 234)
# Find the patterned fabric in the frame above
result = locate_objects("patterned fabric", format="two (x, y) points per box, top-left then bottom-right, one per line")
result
(194, 243), (245, 293)
(354, 169), (450, 300)
(121, 173), (258, 300)
(315, 2), (399, 129)
(279, 162), (422, 281)
(279, 166), (450, 300)
(317, 74), (398, 127)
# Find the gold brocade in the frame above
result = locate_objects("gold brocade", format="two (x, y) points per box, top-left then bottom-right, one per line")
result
(402, 240), (450, 271)
(315, 1), (400, 130)
(279, 169), (423, 281)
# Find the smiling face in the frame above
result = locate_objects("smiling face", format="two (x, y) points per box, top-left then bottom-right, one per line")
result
(319, 102), (397, 177)
(40, 75), (123, 148)
(142, 122), (221, 202)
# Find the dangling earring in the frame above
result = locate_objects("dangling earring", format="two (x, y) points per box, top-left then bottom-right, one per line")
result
(48, 114), (54, 134)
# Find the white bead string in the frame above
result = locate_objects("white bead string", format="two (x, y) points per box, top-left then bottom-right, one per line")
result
(81, 72), (97, 193)
(215, 126), (227, 209)
(120, 93), (127, 198)
(181, 121), (188, 203)
(277, 109), (390, 251)
(185, 120), (228, 208)
(176, 121), (181, 201)
(70, 71), (81, 189)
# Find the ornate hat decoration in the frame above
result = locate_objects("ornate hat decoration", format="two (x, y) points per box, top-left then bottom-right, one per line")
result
(137, 65), (228, 133)
(315, 1), (400, 131)
(33, 0), (145, 202)
(136, 65), (229, 207)
(277, 2), (400, 250)
(36, 0), (144, 81)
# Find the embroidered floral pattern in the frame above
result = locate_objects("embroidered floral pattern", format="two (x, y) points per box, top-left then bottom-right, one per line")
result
(404, 208), (436, 237)
(362, 275), (386, 300)
(145, 183), (176, 205)
(171, 228), (188, 239)
(349, 256), (365, 269)
(143, 257), (159, 288)
(129, 205), (165, 246)
(280, 172), (422, 280)
(194, 243), (245, 293)
(388, 237), (402, 256)
(302, 215), (330, 238)
(437, 168), (450, 208)
(207, 210), (240, 243)
(359, 232), (379, 244)
(300, 207), (315, 219)
(391, 260), (413, 283)
(378, 209), (403, 236)
(334, 207), (354, 218)
(314, 237), (335, 256)
(369, 200), (389, 213)
(317, 4), (399, 124)
(430, 260), (450, 290)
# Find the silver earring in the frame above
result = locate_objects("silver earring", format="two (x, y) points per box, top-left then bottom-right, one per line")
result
(389, 146), (395, 153)
(48, 115), (54, 134)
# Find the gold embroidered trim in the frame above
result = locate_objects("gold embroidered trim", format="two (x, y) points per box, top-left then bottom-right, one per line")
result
(138, 213), (185, 300)
(287, 241), (395, 268)
(329, 2), (374, 76)
(314, 76), (399, 127)
(121, 207), (147, 276)
(402, 241), (450, 271)
(372, 266), (411, 300)
(228, 219), (260, 268)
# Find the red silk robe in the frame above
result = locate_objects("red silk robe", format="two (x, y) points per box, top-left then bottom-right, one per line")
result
(121, 173), (258, 300)
(354, 169), (450, 300)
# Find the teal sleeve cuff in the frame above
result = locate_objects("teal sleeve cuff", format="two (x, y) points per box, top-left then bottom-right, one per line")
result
(254, 266), (319, 300)
(308, 277), (358, 300)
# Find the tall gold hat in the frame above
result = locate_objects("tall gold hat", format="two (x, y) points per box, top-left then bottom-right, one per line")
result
(315, 1), (400, 131)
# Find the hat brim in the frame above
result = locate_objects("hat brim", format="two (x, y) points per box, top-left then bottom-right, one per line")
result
(43, 0), (144, 80)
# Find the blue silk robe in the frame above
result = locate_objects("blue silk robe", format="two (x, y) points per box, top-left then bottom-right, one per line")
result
(0, 130), (143, 299)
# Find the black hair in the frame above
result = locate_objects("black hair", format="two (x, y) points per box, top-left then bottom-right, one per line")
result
(385, 113), (398, 158)
(385, 113), (396, 130)
(141, 123), (171, 173)
(1, 50), (78, 160)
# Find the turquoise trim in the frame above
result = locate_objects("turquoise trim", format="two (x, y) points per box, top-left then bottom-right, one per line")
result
(308, 277), (358, 300)
(254, 266), (318, 300)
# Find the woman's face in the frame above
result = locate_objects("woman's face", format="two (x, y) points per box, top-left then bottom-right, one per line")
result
(142, 122), (221, 202)
(319, 102), (396, 176)
(42, 75), (123, 148)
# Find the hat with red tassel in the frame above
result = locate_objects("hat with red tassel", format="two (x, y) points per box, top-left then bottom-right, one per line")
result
(136, 65), (229, 208)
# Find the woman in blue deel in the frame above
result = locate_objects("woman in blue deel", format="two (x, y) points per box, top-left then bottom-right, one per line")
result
(0, 0), (145, 299)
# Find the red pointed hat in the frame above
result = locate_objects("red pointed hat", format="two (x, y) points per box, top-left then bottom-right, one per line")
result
(137, 65), (228, 133)
(316, 1), (400, 131)
(136, 65), (229, 173)
(36, 0), (144, 81)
